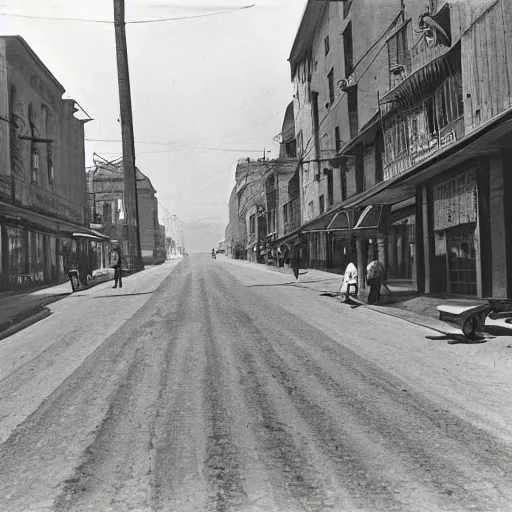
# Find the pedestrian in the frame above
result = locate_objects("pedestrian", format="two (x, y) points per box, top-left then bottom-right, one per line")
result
(366, 259), (386, 305)
(111, 244), (123, 289)
(340, 262), (358, 301)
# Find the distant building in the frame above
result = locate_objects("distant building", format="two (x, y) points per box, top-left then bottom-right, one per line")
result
(87, 158), (163, 266)
(0, 36), (102, 290)
(159, 209), (185, 258)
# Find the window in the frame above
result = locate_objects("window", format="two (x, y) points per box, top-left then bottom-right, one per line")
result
(343, 0), (353, 18)
(249, 214), (256, 235)
(319, 195), (325, 215)
(297, 131), (304, 156)
(375, 130), (384, 183)
(308, 201), (314, 218)
(341, 170), (347, 200)
(324, 36), (330, 56)
(42, 106), (54, 185)
(388, 25), (409, 87)
(327, 169), (334, 207)
(283, 204), (288, 223)
(354, 143), (364, 193)
(31, 151), (39, 183)
(327, 68), (335, 105)
(343, 22), (354, 76)
(335, 126), (341, 152)
(103, 202), (112, 223)
(347, 87), (358, 139)
(28, 103), (38, 183)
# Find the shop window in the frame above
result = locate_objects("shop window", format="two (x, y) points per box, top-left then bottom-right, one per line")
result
(7, 226), (26, 283)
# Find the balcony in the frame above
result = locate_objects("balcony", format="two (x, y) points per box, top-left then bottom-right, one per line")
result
(384, 116), (464, 181)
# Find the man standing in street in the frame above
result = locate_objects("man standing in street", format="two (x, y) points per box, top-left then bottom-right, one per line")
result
(111, 244), (123, 289)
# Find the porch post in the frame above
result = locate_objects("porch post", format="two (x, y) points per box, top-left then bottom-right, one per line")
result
(422, 185), (430, 294)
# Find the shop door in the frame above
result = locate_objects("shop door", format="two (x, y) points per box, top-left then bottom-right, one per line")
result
(446, 224), (477, 296)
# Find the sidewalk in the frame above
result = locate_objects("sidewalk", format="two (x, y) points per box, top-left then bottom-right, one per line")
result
(234, 259), (512, 339)
(0, 269), (115, 341)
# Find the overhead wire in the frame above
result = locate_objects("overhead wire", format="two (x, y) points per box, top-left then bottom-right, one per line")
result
(0, 5), (255, 24)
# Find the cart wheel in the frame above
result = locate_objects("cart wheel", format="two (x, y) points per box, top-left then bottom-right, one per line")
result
(462, 316), (478, 339)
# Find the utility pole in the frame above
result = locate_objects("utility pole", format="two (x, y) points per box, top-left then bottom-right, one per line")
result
(113, 0), (143, 271)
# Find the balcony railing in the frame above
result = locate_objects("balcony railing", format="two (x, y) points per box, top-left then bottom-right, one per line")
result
(383, 116), (464, 181)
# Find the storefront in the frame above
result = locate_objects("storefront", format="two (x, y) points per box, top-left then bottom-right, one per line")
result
(431, 168), (479, 296)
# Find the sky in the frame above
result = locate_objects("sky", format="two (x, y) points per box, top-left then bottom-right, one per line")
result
(0, 0), (306, 249)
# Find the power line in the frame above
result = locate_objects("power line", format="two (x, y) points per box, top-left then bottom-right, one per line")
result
(85, 138), (266, 153)
(0, 5), (255, 24)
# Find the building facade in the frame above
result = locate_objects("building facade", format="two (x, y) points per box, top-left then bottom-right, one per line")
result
(87, 158), (164, 266)
(270, 0), (512, 298)
(0, 36), (103, 290)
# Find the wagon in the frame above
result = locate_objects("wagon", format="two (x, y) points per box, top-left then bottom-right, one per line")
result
(437, 298), (512, 338)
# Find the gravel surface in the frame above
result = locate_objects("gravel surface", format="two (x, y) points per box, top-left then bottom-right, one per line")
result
(1, 255), (512, 512)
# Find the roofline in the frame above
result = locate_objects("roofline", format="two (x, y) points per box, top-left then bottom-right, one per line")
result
(288, 1), (327, 79)
(2, 36), (66, 94)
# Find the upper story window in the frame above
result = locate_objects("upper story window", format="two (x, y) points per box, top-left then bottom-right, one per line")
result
(327, 68), (335, 105)
(324, 36), (330, 56)
(319, 195), (325, 215)
(103, 202), (113, 223)
(343, 22), (354, 77)
(297, 131), (304, 157)
(343, 0), (353, 19)
(335, 126), (341, 152)
(388, 25), (410, 88)
(429, 0), (439, 13)
(42, 105), (54, 185)
(347, 86), (358, 139)
(28, 103), (38, 183)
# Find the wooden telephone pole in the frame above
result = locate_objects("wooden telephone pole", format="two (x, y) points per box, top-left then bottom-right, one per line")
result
(113, 0), (143, 271)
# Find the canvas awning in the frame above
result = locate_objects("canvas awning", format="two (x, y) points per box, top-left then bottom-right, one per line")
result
(0, 201), (110, 240)
(301, 209), (338, 233)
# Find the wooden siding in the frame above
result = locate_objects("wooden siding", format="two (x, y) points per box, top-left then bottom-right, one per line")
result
(462, 0), (512, 133)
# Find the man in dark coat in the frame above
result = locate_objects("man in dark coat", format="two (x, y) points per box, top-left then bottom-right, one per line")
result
(111, 244), (123, 289)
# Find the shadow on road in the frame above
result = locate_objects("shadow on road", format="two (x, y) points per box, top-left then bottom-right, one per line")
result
(93, 292), (156, 299)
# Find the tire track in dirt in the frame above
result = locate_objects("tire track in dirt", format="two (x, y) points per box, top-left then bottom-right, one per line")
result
(53, 273), (194, 512)
(210, 265), (512, 512)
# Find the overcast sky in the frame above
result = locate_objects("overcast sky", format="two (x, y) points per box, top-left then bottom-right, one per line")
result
(0, 0), (305, 229)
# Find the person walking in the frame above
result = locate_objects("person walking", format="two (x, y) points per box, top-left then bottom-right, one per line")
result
(366, 259), (386, 305)
(111, 244), (123, 289)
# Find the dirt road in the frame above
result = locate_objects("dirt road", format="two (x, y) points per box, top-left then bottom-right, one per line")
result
(1, 256), (512, 512)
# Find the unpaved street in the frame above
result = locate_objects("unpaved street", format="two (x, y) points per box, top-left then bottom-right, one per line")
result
(1, 256), (512, 512)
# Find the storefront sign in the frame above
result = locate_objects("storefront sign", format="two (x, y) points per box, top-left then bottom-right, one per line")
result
(410, 134), (440, 165)
(434, 171), (477, 231)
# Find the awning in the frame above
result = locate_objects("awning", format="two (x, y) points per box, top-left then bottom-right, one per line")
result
(72, 231), (110, 241)
(353, 204), (391, 232)
(301, 208), (338, 233)
(380, 42), (459, 108)
(326, 210), (352, 231)
(0, 201), (109, 240)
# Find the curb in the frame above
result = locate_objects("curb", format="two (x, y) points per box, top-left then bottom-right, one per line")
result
(0, 306), (53, 342)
